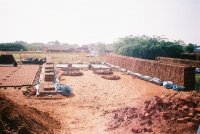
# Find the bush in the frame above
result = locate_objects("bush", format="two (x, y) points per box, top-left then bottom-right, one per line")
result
(113, 35), (185, 60)
(0, 43), (27, 51)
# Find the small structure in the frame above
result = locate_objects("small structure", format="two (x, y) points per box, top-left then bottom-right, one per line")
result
(86, 49), (99, 57)
(0, 54), (17, 66)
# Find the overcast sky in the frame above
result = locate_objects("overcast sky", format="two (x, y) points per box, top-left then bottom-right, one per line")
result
(0, 0), (199, 44)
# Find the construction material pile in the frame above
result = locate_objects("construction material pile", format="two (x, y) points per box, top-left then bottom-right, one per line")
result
(21, 86), (36, 96)
(0, 93), (61, 134)
(45, 64), (54, 82)
(101, 75), (120, 80)
(93, 69), (113, 75)
(62, 69), (83, 76)
(55, 83), (73, 96)
(0, 65), (40, 88)
(22, 58), (46, 65)
(106, 92), (200, 134)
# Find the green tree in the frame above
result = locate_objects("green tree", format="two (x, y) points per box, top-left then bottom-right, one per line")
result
(184, 43), (196, 53)
(113, 35), (185, 59)
(0, 43), (27, 51)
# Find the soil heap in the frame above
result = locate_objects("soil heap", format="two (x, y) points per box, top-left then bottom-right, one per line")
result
(93, 69), (113, 75)
(0, 93), (61, 134)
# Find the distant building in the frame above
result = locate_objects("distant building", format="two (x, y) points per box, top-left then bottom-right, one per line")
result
(86, 49), (99, 57)
(74, 46), (90, 53)
(45, 45), (90, 53)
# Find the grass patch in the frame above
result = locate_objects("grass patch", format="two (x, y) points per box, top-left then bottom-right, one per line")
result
(195, 74), (200, 90)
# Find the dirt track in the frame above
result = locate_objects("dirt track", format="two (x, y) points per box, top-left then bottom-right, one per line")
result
(0, 70), (173, 134)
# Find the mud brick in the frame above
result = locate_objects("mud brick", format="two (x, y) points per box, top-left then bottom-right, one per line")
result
(43, 82), (55, 91)
(45, 64), (54, 69)
(45, 69), (54, 73)
(45, 73), (54, 82)
(177, 118), (188, 123)
(194, 108), (200, 113)
(156, 57), (200, 67)
(105, 54), (195, 89)
(191, 118), (199, 123)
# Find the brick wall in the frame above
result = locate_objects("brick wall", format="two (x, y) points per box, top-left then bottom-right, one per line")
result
(104, 54), (195, 89)
(156, 57), (200, 67)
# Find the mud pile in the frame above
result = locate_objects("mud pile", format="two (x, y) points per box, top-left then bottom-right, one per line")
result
(93, 69), (113, 75)
(0, 93), (61, 134)
(101, 75), (120, 80)
(107, 92), (200, 134)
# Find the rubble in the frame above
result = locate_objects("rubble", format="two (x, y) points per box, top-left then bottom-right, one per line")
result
(106, 92), (200, 134)
(21, 86), (36, 96)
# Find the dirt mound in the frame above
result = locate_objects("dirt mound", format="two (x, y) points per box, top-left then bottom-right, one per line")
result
(62, 70), (83, 76)
(106, 92), (200, 134)
(93, 69), (113, 75)
(0, 93), (61, 134)
(101, 75), (120, 80)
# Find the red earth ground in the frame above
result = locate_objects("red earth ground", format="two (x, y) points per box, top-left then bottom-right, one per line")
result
(0, 93), (60, 134)
(1, 70), (199, 134)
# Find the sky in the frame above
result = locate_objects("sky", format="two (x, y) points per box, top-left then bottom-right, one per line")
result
(0, 0), (199, 45)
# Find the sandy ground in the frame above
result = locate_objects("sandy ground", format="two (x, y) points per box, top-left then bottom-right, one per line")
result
(0, 70), (173, 134)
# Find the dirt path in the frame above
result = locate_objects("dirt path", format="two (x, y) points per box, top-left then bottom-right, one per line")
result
(0, 70), (173, 134)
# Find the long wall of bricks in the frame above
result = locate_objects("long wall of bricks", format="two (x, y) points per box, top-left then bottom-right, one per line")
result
(104, 54), (195, 89)
(156, 57), (200, 67)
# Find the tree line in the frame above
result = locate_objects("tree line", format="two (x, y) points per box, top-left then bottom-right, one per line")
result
(113, 35), (197, 60)
(0, 43), (27, 51)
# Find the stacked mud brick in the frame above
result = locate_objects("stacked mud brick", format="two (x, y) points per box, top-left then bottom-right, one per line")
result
(105, 55), (195, 89)
(156, 57), (200, 67)
(43, 57), (55, 91)
(0, 65), (40, 88)
(45, 64), (54, 82)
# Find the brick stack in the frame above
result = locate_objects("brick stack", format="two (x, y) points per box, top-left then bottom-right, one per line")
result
(44, 64), (54, 82)
(0, 65), (40, 88)
(43, 82), (55, 91)
(156, 57), (200, 67)
(46, 57), (54, 65)
(44, 73), (54, 81)
(43, 57), (55, 91)
(105, 54), (195, 89)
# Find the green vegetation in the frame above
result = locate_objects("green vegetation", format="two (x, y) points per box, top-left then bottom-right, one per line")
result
(0, 41), (47, 51)
(184, 43), (197, 53)
(113, 35), (196, 60)
(0, 43), (27, 51)
(195, 74), (200, 90)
